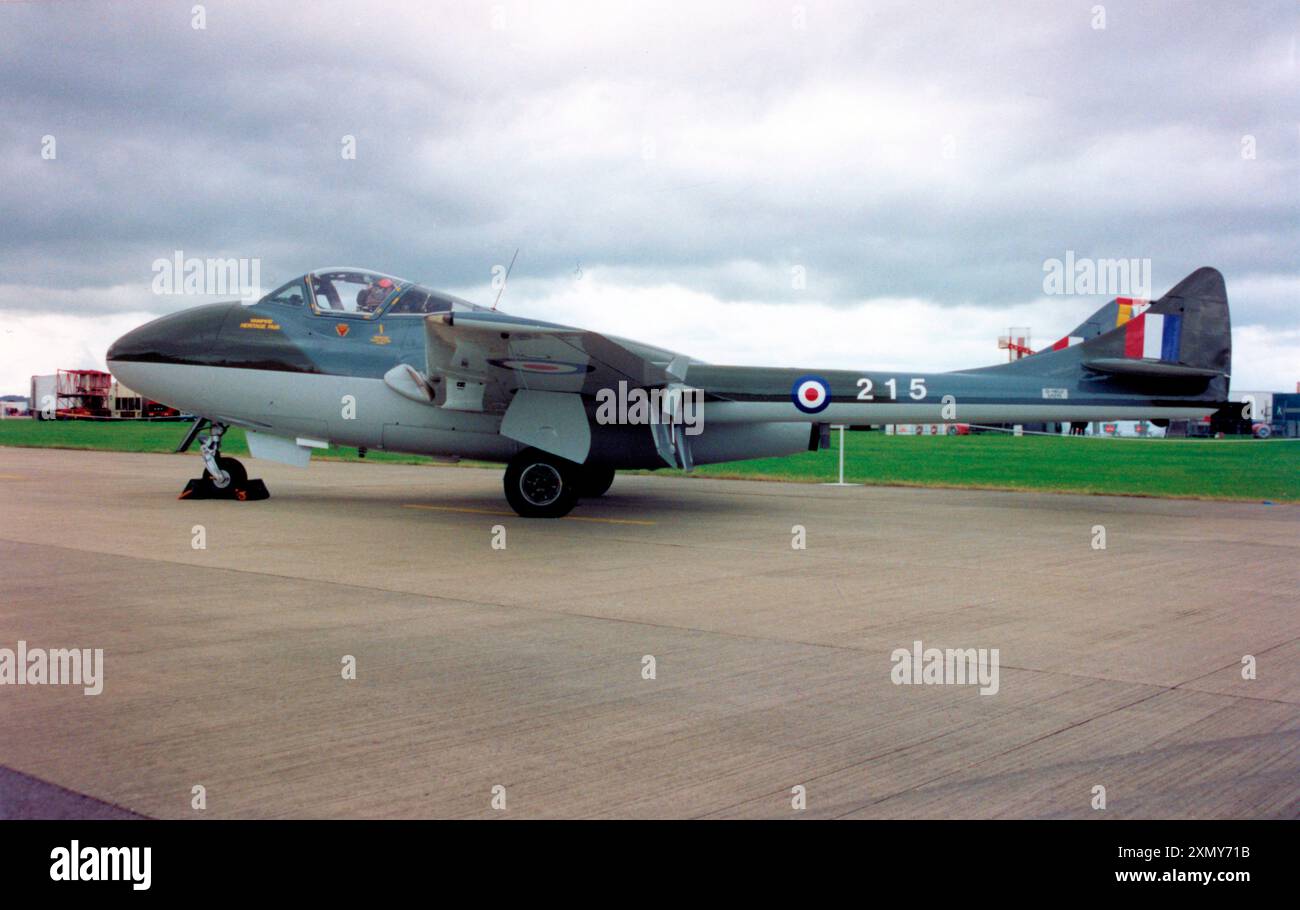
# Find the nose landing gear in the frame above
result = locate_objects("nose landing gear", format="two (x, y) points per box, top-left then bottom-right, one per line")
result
(179, 420), (269, 501)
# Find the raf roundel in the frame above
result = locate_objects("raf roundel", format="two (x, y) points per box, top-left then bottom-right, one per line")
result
(486, 358), (594, 375)
(791, 375), (832, 414)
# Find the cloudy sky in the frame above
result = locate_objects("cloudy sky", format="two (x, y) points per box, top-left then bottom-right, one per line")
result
(1, 0), (1296, 394)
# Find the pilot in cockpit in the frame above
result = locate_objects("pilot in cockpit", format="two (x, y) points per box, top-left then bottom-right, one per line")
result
(358, 277), (394, 313)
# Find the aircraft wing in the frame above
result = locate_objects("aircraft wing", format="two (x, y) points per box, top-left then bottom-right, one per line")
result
(421, 311), (684, 412)
(383, 311), (690, 464)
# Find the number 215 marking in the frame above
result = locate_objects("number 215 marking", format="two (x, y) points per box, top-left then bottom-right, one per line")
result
(857, 377), (927, 401)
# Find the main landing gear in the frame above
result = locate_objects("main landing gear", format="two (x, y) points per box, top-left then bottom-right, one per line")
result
(179, 420), (268, 501)
(576, 465), (616, 499)
(503, 448), (616, 518)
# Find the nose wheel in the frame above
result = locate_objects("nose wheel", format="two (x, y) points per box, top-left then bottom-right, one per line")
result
(179, 421), (268, 501)
(204, 455), (248, 491)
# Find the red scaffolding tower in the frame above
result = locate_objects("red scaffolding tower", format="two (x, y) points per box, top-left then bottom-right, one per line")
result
(56, 369), (112, 419)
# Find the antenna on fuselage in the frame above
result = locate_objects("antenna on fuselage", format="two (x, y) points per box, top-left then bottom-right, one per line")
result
(491, 248), (519, 311)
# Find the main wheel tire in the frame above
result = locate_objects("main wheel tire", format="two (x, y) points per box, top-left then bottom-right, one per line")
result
(504, 449), (580, 518)
(204, 456), (247, 491)
(576, 465), (616, 498)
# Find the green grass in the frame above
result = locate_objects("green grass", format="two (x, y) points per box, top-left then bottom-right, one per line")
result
(690, 432), (1299, 502)
(1, 420), (1295, 502)
(0, 420), (434, 465)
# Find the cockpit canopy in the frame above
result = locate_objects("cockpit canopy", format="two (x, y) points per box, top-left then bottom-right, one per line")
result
(257, 268), (484, 318)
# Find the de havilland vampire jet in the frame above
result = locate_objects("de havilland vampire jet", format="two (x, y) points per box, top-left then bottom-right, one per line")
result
(107, 266), (1232, 517)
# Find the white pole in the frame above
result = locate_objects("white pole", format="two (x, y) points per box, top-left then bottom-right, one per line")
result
(822, 425), (860, 486)
(838, 425), (846, 484)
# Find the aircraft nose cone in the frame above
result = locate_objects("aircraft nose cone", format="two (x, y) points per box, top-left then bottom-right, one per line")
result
(107, 302), (241, 401)
(106, 302), (237, 365)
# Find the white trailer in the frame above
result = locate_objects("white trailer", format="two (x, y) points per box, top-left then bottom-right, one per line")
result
(30, 374), (57, 420)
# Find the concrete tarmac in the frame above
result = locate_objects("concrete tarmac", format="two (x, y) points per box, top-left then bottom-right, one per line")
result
(0, 447), (1296, 818)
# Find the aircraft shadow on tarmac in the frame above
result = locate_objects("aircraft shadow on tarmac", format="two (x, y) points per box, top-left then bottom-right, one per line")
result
(227, 473), (736, 521)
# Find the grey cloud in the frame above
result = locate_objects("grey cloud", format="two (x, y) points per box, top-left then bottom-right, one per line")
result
(0, 0), (1295, 323)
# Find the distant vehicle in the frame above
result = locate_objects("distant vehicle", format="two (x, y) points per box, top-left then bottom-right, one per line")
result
(1266, 392), (1300, 438)
(108, 267), (1233, 517)
(29, 374), (56, 420)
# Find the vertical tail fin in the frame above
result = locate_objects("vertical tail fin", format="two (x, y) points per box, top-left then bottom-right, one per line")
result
(1074, 267), (1231, 396)
(989, 268), (1231, 403)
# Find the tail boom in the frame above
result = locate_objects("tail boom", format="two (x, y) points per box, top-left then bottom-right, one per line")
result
(686, 267), (1231, 428)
